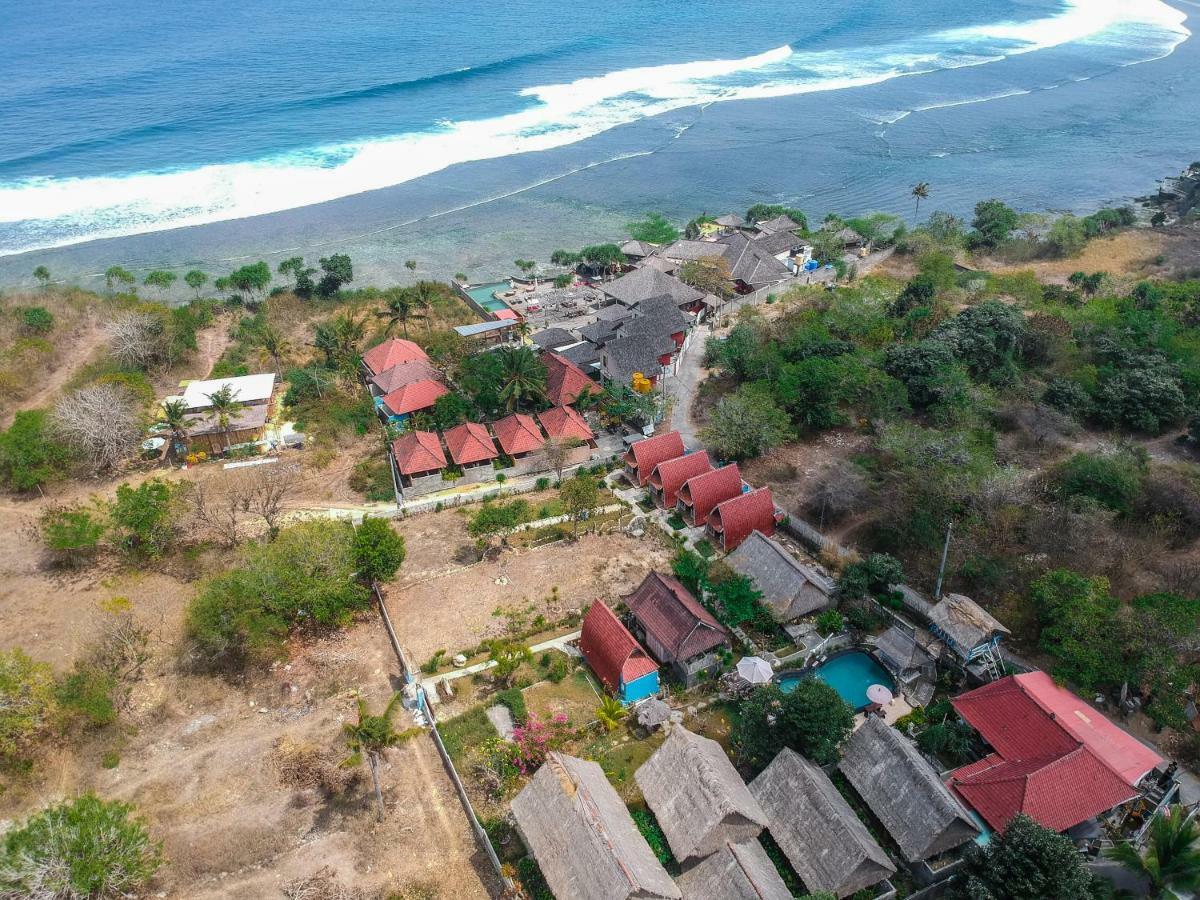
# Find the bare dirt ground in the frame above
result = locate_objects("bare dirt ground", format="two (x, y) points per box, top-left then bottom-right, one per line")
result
(385, 521), (673, 663)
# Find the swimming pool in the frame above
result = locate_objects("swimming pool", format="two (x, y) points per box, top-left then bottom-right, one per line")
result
(776, 651), (896, 712)
(466, 281), (513, 313)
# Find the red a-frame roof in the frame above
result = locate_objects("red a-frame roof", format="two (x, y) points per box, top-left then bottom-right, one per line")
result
(580, 601), (657, 694)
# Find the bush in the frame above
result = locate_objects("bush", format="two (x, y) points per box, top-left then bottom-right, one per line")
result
(421, 650), (447, 674)
(516, 857), (553, 900)
(351, 517), (407, 583)
(0, 649), (57, 769)
(815, 609), (844, 636)
(0, 793), (162, 897)
(109, 478), (186, 557)
(630, 808), (677, 872)
(494, 687), (528, 725)
(55, 668), (118, 728)
(19, 306), (54, 334)
(348, 456), (395, 501)
(39, 503), (106, 566)
(0, 410), (70, 492)
(1053, 451), (1145, 514)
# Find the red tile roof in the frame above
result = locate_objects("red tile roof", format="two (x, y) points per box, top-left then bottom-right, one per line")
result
(626, 572), (729, 663)
(369, 358), (443, 394)
(443, 422), (499, 465)
(537, 406), (594, 443)
(649, 452), (711, 509)
(708, 487), (776, 551)
(492, 413), (546, 456)
(541, 351), (594, 407)
(494, 308), (519, 321)
(362, 338), (429, 375)
(391, 431), (446, 475)
(678, 464), (743, 523)
(947, 673), (1164, 833)
(580, 602), (658, 695)
(381, 379), (449, 416)
(624, 431), (685, 486)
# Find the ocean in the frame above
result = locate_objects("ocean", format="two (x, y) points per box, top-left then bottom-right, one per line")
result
(0, 0), (1196, 287)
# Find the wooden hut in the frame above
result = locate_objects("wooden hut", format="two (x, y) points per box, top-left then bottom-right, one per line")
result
(675, 841), (791, 900)
(724, 531), (834, 622)
(511, 752), (681, 900)
(751, 748), (895, 898)
(635, 726), (768, 863)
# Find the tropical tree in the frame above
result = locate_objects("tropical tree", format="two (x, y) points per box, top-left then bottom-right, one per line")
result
(560, 471), (600, 538)
(379, 287), (422, 338)
(487, 640), (533, 687)
(104, 265), (136, 295)
(404, 259), (417, 275)
(278, 256), (316, 297)
(497, 346), (547, 412)
(143, 269), (177, 296)
(205, 384), (244, 452)
(317, 254), (353, 297)
(626, 212), (679, 245)
(184, 269), (208, 298)
(341, 693), (406, 820)
(313, 313), (365, 371)
(515, 258), (538, 286)
(160, 398), (194, 455)
(351, 517), (406, 584)
(912, 182), (930, 219)
(228, 261), (271, 303)
(1107, 807), (1200, 898)
(32, 265), (50, 290)
(596, 695), (628, 732)
(255, 324), (290, 375)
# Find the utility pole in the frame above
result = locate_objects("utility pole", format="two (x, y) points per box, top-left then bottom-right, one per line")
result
(933, 520), (954, 601)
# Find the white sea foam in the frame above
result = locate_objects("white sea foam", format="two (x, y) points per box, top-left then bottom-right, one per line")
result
(0, 0), (1190, 255)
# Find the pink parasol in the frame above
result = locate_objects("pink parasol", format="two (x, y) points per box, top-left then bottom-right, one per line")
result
(866, 683), (894, 706)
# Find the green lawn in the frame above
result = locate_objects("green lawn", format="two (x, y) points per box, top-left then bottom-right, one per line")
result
(438, 705), (496, 764)
(693, 538), (715, 558)
(523, 667), (601, 727)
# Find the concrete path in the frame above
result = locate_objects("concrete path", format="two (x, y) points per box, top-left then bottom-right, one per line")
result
(666, 324), (710, 452)
(422, 630), (583, 687)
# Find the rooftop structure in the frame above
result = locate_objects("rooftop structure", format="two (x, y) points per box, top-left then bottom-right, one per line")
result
(635, 726), (768, 863)
(602, 266), (704, 310)
(649, 451), (711, 510)
(579, 602), (659, 703)
(181, 373), (275, 411)
(542, 350), (596, 407)
(927, 593), (1010, 661)
(725, 531), (834, 621)
(443, 422), (499, 467)
(677, 464), (743, 526)
(369, 358), (443, 395)
(675, 841), (791, 900)
(707, 487), (777, 552)
(625, 572), (729, 670)
(391, 431), (447, 477)
(361, 338), (428, 376)
(380, 379), (449, 418)
(537, 405), (595, 444)
(491, 413), (546, 457)
(624, 431), (685, 486)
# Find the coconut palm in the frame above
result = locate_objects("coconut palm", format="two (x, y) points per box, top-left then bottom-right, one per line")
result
(497, 346), (546, 412)
(596, 696), (628, 732)
(912, 182), (930, 220)
(1107, 807), (1200, 898)
(341, 693), (406, 820)
(379, 288), (422, 339)
(160, 399), (194, 457)
(204, 384), (244, 453)
(256, 324), (290, 375)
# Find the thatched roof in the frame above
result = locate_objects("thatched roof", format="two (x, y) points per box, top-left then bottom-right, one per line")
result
(874, 625), (935, 676)
(635, 726), (768, 863)
(928, 593), (1010, 656)
(512, 752), (681, 900)
(675, 840), (791, 900)
(637, 699), (673, 730)
(838, 717), (979, 863)
(751, 749), (895, 898)
(724, 531), (833, 621)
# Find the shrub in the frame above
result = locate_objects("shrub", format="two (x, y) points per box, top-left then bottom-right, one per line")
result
(348, 456), (394, 501)
(535, 477), (550, 491)
(351, 517), (407, 583)
(0, 793), (162, 897)
(55, 668), (118, 728)
(733, 681), (854, 770)
(1053, 451), (1145, 514)
(630, 808), (676, 872)
(19, 306), (54, 334)
(546, 654), (570, 684)
(0, 649), (57, 769)
(516, 857), (554, 900)
(815, 609), (844, 636)
(39, 503), (106, 566)
(421, 650), (447, 674)
(494, 687), (528, 725)
(0, 410), (70, 492)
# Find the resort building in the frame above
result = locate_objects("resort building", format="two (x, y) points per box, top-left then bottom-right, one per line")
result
(873, 625), (938, 705)
(443, 422), (499, 471)
(536, 405), (595, 446)
(724, 531), (835, 622)
(181, 372), (276, 413)
(751, 748), (896, 899)
(648, 451), (711, 510)
(177, 372), (276, 452)
(360, 337), (428, 378)
(453, 319), (519, 347)
(491, 413), (546, 460)
(601, 266), (705, 314)
(579, 602), (659, 704)
(625, 572), (730, 687)
(531, 327), (578, 352)
(660, 232), (792, 294)
(377, 378), (449, 425)
(676, 464), (742, 526)
(674, 841), (792, 900)
(838, 716), (980, 864)
(541, 350), (596, 406)
(623, 431), (685, 486)
(707, 486), (778, 552)
(927, 593), (1010, 674)
(748, 214), (802, 236)
(947, 672), (1164, 834)
(511, 753), (681, 900)
(389, 431), (447, 498)
(635, 727), (768, 863)
(367, 357), (442, 398)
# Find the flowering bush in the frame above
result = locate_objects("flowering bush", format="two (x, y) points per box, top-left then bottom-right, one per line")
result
(510, 713), (570, 775)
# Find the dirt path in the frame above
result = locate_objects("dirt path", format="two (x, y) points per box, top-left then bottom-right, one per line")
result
(192, 319), (233, 380)
(1, 313), (106, 428)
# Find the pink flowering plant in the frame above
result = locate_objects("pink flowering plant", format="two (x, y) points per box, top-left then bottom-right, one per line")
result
(510, 712), (570, 775)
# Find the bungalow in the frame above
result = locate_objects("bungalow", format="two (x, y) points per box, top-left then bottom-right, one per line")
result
(676, 464), (742, 527)
(601, 266), (705, 314)
(707, 487), (778, 553)
(361, 337), (428, 379)
(443, 422), (499, 471)
(874, 625), (937, 692)
(751, 748), (896, 899)
(537, 405), (595, 446)
(368, 357), (443, 398)
(724, 531), (834, 622)
(947, 672), (1164, 834)
(531, 327), (578, 352)
(648, 451), (711, 510)
(675, 841), (792, 900)
(453, 319), (518, 347)
(511, 752), (681, 900)
(579, 602), (659, 704)
(491, 413), (545, 460)
(600, 332), (675, 388)
(620, 239), (658, 260)
(186, 404), (270, 453)
(623, 430), (685, 486)
(181, 373), (276, 414)
(927, 593), (1010, 669)
(541, 350), (596, 407)
(625, 572), (730, 687)
(750, 214), (803, 236)
(635, 726), (769, 863)
(838, 716), (980, 864)
(713, 212), (746, 231)
(389, 430), (447, 495)
(377, 378), (449, 425)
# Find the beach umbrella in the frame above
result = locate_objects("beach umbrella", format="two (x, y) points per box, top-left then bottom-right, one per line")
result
(866, 683), (894, 706)
(736, 656), (773, 685)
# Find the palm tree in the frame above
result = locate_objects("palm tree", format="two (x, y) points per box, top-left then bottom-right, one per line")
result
(596, 696), (628, 732)
(912, 182), (930, 220)
(1107, 807), (1200, 898)
(160, 399), (194, 457)
(379, 288), (423, 339)
(256, 324), (290, 375)
(204, 384), (244, 453)
(497, 346), (547, 412)
(342, 693), (406, 820)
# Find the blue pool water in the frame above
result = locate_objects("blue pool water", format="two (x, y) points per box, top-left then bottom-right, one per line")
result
(466, 282), (513, 313)
(777, 651), (896, 711)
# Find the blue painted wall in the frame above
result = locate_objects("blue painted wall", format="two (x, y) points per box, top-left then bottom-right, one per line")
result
(622, 671), (659, 704)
